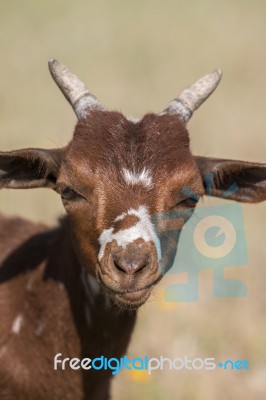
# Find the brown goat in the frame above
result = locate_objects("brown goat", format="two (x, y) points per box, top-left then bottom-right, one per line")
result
(0, 60), (265, 399)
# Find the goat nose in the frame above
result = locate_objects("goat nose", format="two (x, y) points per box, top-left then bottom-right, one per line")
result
(112, 254), (148, 275)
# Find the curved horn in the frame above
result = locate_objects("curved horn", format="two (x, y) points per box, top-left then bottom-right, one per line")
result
(48, 59), (104, 119)
(162, 69), (222, 124)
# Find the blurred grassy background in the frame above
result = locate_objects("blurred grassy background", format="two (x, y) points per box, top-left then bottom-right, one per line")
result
(0, 0), (266, 399)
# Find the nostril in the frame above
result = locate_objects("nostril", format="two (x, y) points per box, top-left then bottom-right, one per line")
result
(112, 255), (149, 275)
(136, 260), (148, 273)
(113, 259), (127, 274)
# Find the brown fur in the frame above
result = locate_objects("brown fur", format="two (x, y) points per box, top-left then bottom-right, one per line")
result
(0, 108), (265, 399)
(0, 111), (199, 399)
(0, 215), (136, 399)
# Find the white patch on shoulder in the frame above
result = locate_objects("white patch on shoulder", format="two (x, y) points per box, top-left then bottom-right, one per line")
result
(98, 205), (161, 261)
(35, 322), (45, 337)
(122, 168), (153, 188)
(12, 314), (23, 334)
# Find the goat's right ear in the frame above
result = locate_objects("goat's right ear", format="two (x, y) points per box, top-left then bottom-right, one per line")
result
(0, 148), (63, 189)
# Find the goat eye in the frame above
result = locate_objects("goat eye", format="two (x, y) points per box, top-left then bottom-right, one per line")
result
(171, 196), (198, 210)
(179, 197), (198, 208)
(61, 187), (81, 201)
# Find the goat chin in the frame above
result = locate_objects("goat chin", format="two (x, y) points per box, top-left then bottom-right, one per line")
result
(112, 287), (153, 310)
(98, 281), (154, 310)
(97, 270), (162, 310)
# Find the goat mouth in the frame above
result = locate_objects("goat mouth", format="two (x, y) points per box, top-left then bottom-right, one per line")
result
(96, 270), (162, 309)
(100, 281), (160, 309)
(112, 287), (152, 309)
(96, 278), (151, 308)
(116, 287), (151, 301)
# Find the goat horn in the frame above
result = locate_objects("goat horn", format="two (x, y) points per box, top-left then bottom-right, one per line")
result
(162, 69), (222, 124)
(48, 59), (104, 119)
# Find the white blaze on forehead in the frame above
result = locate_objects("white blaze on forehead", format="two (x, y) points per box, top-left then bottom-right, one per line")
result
(122, 168), (153, 188)
(98, 205), (161, 261)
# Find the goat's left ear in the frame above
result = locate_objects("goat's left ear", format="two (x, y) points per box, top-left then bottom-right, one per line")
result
(0, 148), (63, 189)
(195, 156), (266, 203)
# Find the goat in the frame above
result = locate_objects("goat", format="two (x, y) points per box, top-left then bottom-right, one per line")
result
(0, 59), (265, 400)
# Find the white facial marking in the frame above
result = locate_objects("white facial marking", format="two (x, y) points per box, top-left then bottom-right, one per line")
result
(98, 205), (161, 261)
(12, 314), (23, 334)
(122, 168), (153, 188)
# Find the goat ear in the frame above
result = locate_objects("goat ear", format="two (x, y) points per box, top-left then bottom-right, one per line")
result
(0, 148), (63, 189)
(195, 156), (266, 203)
